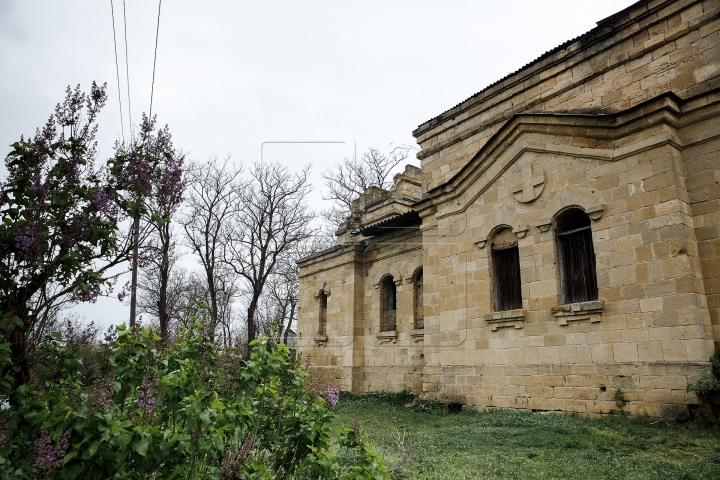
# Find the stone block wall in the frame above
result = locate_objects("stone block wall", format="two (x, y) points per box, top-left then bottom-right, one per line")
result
(415, 92), (718, 417)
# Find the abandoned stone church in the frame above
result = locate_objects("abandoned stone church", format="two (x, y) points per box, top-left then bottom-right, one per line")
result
(297, 0), (720, 418)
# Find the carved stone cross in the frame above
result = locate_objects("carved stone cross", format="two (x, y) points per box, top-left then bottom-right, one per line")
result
(512, 163), (545, 203)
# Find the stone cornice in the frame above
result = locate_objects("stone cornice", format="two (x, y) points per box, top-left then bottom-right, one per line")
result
(423, 89), (720, 220)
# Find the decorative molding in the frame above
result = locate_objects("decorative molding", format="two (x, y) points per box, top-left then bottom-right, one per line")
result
(512, 225), (529, 238)
(551, 300), (604, 326)
(314, 335), (328, 346)
(376, 330), (398, 344)
(474, 236), (488, 249)
(512, 164), (545, 203)
(586, 204), (605, 221)
(483, 309), (527, 331)
(313, 284), (331, 298)
(535, 219), (552, 232)
(410, 329), (425, 343)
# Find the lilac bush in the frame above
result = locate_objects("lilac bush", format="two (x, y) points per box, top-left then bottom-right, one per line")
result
(0, 319), (387, 478)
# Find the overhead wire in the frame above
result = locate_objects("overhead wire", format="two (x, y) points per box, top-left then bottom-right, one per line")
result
(109, 0), (125, 143)
(122, 0), (133, 137)
(149, 0), (162, 119)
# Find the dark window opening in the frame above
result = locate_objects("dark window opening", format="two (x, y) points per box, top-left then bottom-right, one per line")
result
(555, 209), (598, 304)
(491, 228), (523, 311)
(414, 268), (424, 329)
(318, 291), (328, 335)
(381, 275), (397, 331)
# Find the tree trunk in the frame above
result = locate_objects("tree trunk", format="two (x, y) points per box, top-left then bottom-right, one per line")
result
(158, 226), (170, 341)
(246, 295), (259, 358)
(283, 299), (296, 345)
(8, 324), (29, 407)
(129, 211), (140, 327)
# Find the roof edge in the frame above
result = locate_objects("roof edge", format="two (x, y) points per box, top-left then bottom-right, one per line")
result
(412, 0), (657, 137)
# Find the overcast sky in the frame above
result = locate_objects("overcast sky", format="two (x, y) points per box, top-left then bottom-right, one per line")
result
(0, 0), (637, 329)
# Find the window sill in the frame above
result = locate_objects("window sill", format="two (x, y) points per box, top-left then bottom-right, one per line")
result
(483, 309), (526, 331)
(376, 330), (398, 344)
(551, 300), (604, 326)
(314, 335), (328, 346)
(410, 329), (425, 342)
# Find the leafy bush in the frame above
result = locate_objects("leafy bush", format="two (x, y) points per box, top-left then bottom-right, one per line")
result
(0, 318), (387, 479)
(687, 347), (720, 396)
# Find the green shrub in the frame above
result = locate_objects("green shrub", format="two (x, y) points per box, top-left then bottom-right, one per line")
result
(687, 347), (720, 396)
(0, 318), (387, 479)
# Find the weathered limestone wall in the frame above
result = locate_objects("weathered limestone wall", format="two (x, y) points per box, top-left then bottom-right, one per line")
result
(682, 102), (720, 342)
(415, 0), (720, 191)
(297, 0), (719, 419)
(298, 230), (426, 394)
(360, 230), (424, 393)
(297, 245), (362, 392)
(418, 92), (717, 417)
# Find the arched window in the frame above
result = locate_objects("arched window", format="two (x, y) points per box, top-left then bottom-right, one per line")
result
(555, 208), (598, 304)
(413, 268), (424, 329)
(318, 291), (328, 336)
(380, 275), (397, 332)
(491, 228), (522, 311)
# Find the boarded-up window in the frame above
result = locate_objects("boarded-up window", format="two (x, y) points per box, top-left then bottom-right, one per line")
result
(555, 209), (598, 304)
(491, 228), (522, 311)
(414, 268), (424, 329)
(318, 291), (328, 335)
(381, 275), (397, 331)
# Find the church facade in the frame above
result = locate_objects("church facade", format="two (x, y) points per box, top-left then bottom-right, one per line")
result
(297, 0), (720, 418)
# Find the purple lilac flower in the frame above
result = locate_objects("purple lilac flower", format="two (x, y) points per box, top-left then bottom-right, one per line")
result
(220, 434), (255, 479)
(321, 383), (341, 408)
(89, 372), (115, 410)
(0, 415), (14, 451)
(117, 281), (130, 303)
(35, 429), (70, 471)
(137, 371), (159, 414)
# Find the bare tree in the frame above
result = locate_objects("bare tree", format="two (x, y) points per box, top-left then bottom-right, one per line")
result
(180, 156), (243, 337)
(137, 149), (185, 340)
(224, 161), (313, 350)
(137, 247), (187, 340)
(321, 146), (412, 225)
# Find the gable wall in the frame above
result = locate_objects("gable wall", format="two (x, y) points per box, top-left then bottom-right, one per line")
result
(418, 94), (718, 416)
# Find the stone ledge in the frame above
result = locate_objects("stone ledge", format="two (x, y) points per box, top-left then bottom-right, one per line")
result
(483, 309), (527, 331)
(410, 329), (425, 342)
(376, 330), (398, 344)
(314, 335), (328, 346)
(552, 300), (604, 326)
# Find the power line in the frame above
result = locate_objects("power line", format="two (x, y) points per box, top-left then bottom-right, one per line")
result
(149, 0), (162, 119)
(110, 0), (125, 143)
(122, 0), (133, 136)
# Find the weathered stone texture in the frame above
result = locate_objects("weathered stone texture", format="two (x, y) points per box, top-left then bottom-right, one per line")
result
(297, 0), (720, 419)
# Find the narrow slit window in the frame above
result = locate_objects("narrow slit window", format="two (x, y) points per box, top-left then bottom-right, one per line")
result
(380, 275), (397, 331)
(555, 209), (598, 304)
(318, 291), (328, 335)
(414, 268), (424, 330)
(491, 228), (523, 311)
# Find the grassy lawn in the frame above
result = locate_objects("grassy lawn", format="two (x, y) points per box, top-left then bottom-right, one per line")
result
(331, 392), (720, 479)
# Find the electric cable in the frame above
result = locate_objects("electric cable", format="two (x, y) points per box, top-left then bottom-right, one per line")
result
(110, 0), (125, 143)
(122, 0), (133, 136)
(149, 0), (162, 119)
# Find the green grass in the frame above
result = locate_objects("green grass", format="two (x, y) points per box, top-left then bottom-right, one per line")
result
(331, 392), (720, 479)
